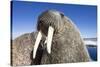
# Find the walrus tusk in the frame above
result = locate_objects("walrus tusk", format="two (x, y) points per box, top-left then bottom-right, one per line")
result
(47, 26), (54, 54)
(33, 31), (42, 59)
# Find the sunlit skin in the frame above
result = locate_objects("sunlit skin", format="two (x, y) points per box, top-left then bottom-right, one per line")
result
(35, 10), (90, 64)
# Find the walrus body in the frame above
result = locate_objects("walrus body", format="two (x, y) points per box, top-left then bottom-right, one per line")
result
(41, 18), (90, 63)
(11, 32), (44, 66)
(12, 10), (90, 66)
(37, 10), (90, 64)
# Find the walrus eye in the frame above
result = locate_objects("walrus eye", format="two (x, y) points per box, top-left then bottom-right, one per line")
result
(60, 13), (64, 18)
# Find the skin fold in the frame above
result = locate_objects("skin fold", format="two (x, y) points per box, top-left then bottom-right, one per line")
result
(11, 10), (90, 66)
(37, 10), (90, 64)
(11, 32), (44, 66)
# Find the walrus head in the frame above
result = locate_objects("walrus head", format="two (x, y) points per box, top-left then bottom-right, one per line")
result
(33, 10), (66, 59)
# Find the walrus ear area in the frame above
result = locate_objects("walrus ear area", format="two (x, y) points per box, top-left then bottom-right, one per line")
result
(60, 13), (64, 18)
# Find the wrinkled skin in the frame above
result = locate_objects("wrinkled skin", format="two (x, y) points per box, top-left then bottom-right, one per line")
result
(11, 10), (90, 66)
(11, 32), (45, 66)
(38, 10), (90, 64)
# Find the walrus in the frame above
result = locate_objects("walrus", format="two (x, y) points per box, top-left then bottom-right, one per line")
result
(11, 10), (90, 66)
(33, 10), (90, 64)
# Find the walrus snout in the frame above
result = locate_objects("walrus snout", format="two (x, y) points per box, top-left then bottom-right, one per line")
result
(37, 10), (64, 35)
(33, 10), (65, 59)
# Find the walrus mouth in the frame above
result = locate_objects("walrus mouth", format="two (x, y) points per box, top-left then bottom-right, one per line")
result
(33, 26), (54, 59)
(33, 10), (63, 59)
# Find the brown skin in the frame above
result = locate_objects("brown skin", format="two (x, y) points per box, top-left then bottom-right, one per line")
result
(11, 10), (90, 66)
(37, 10), (90, 64)
(11, 33), (34, 66)
(11, 32), (44, 66)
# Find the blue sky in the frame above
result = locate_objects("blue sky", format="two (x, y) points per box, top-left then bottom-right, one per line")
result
(12, 1), (97, 39)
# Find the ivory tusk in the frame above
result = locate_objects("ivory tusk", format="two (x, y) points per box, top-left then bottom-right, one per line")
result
(33, 31), (42, 59)
(47, 26), (54, 54)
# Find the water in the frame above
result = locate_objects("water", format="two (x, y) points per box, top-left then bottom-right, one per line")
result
(87, 46), (97, 61)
